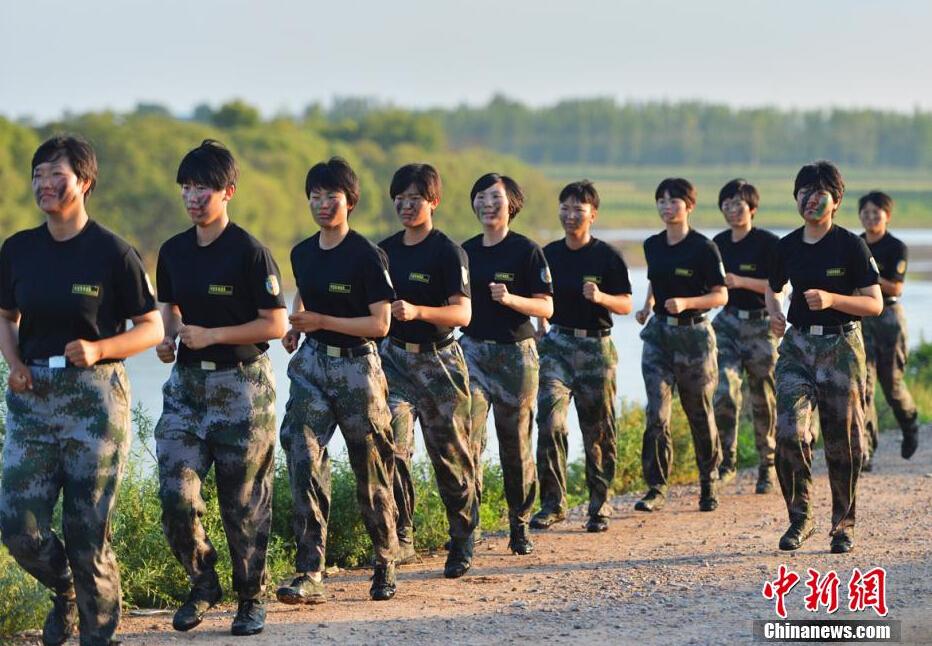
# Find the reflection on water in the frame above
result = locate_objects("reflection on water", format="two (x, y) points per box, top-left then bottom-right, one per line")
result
(127, 264), (932, 464)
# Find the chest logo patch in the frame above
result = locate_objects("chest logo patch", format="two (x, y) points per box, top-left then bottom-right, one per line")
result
(582, 275), (602, 284)
(72, 284), (100, 297)
(674, 268), (694, 277)
(896, 260), (907, 275)
(739, 263), (756, 272)
(329, 283), (351, 294)
(494, 272), (515, 282)
(266, 275), (281, 296)
(826, 268), (846, 277)
(209, 285), (233, 296)
(409, 272), (431, 284)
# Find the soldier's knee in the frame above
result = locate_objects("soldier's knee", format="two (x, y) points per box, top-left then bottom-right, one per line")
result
(0, 525), (41, 560)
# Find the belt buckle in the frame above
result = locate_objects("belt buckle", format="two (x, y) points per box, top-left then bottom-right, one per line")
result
(405, 342), (419, 353)
(666, 316), (679, 326)
(49, 355), (66, 369)
(326, 345), (342, 358)
(200, 361), (216, 371)
(573, 328), (586, 338)
(810, 325), (824, 335)
(738, 310), (750, 320)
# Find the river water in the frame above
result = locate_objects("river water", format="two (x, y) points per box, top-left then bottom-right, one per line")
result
(125, 228), (932, 464)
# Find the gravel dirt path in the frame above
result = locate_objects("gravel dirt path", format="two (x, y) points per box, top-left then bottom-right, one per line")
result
(106, 426), (932, 645)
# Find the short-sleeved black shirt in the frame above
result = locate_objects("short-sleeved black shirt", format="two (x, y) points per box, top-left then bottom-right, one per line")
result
(461, 231), (553, 343)
(291, 229), (395, 348)
(644, 228), (726, 318)
(157, 222), (285, 364)
(379, 228), (470, 343)
(0, 220), (156, 361)
(769, 224), (880, 328)
(543, 237), (632, 330)
(713, 227), (780, 310)
(862, 232), (908, 283)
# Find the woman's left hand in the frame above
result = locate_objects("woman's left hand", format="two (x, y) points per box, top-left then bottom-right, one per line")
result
(64, 339), (103, 367)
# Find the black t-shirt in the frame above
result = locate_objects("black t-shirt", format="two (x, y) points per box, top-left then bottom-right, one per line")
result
(157, 223), (286, 364)
(379, 228), (470, 343)
(769, 224), (879, 328)
(862, 232), (907, 283)
(543, 237), (632, 330)
(461, 231), (553, 342)
(291, 229), (395, 348)
(713, 227), (780, 310)
(0, 220), (156, 361)
(644, 228), (726, 318)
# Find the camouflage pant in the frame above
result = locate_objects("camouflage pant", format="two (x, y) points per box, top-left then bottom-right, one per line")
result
(536, 331), (618, 518)
(460, 335), (538, 526)
(862, 303), (918, 455)
(640, 317), (722, 490)
(712, 308), (778, 470)
(380, 340), (478, 543)
(1, 364), (130, 646)
(279, 339), (398, 572)
(155, 355), (276, 599)
(774, 326), (866, 534)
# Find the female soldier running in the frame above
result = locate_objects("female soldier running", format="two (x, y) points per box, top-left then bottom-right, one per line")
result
(766, 161), (881, 554)
(277, 157), (399, 603)
(858, 190), (919, 467)
(460, 173), (553, 555)
(0, 136), (162, 646)
(634, 178), (727, 513)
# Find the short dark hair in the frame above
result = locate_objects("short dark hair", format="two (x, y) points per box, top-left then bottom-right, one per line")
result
(655, 177), (696, 209)
(31, 135), (98, 199)
(305, 156), (360, 208)
(390, 163), (442, 202)
(470, 173), (525, 220)
(718, 178), (759, 211)
(559, 180), (600, 209)
(793, 160), (845, 202)
(858, 190), (894, 216)
(176, 139), (239, 190)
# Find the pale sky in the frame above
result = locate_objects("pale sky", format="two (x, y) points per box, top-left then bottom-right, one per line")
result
(2, 0), (930, 122)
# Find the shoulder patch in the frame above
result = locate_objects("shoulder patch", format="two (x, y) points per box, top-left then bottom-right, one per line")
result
(718, 262), (726, 278)
(461, 265), (469, 286)
(869, 257), (879, 274)
(144, 273), (155, 297)
(896, 259), (907, 275)
(384, 269), (394, 289)
(265, 275), (281, 296)
(541, 266), (552, 284)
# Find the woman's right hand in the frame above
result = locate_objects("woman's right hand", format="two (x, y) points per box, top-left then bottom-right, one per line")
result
(770, 311), (787, 338)
(635, 307), (651, 326)
(155, 336), (177, 364)
(7, 362), (33, 392)
(282, 328), (300, 353)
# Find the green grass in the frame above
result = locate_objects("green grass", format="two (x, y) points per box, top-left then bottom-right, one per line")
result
(540, 164), (932, 232)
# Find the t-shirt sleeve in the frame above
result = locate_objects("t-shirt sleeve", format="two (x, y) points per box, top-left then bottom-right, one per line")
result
(0, 239), (16, 311)
(850, 236), (880, 289)
(249, 246), (287, 309)
(361, 246), (396, 305)
(700, 240), (727, 288)
(768, 239), (788, 292)
(890, 241), (908, 282)
(117, 247), (157, 318)
(603, 246), (632, 295)
(155, 244), (174, 304)
(526, 243), (554, 295)
(442, 242), (471, 300)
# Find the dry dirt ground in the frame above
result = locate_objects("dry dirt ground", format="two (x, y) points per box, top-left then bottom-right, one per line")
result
(102, 427), (932, 645)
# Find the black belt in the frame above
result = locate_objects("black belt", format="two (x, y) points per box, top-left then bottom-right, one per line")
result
(307, 338), (376, 358)
(883, 297), (898, 306)
(794, 321), (858, 336)
(26, 357), (122, 368)
(659, 314), (707, 327)
(180, 354), (263, 371)
(552, 325), (611, 338)
(725, 306), (769, 321)
(389, 335), (456, 353)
